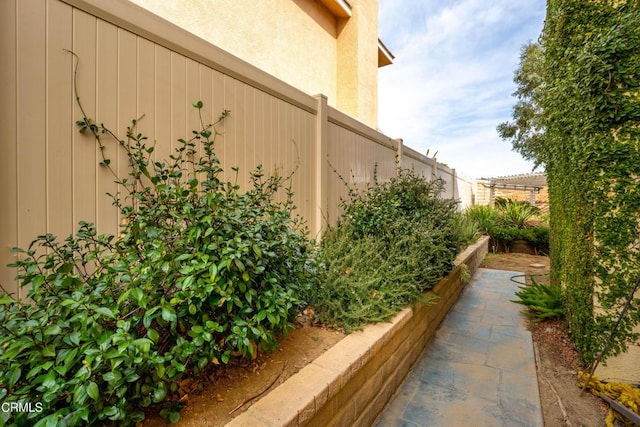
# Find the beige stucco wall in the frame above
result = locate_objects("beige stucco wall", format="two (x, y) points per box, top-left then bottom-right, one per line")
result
(336, 0), (379, 127)
(129, 0), (379, 128)
(597, 342), (640, 384)
(593, 287), (640, 384)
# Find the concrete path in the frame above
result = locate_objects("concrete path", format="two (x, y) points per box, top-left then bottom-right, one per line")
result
(375, 268), (543, 427)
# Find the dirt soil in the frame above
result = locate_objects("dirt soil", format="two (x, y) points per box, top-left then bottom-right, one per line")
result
(142, 312), (345, 427)
(480, 252), (609, 427)
(144, 252), (609, 427)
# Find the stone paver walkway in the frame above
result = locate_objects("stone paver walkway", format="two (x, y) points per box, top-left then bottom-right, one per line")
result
(375, 268), (543, 427)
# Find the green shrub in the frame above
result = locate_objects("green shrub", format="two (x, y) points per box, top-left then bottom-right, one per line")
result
(452, 212), (481, 249)
(0, 102), (315, 426)
(311, 227), (438, 332)
(489, 225), (549, 253)
(311, 171), (459, 332)
(512, 277), (564, 322)
(495, 198), (541, 229)
(464, 205), (498, 234)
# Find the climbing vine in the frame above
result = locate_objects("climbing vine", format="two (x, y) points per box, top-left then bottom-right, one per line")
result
(540, 0), (640, 363)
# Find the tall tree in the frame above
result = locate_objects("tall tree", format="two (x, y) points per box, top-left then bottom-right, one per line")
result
(497, 42), (545, 166)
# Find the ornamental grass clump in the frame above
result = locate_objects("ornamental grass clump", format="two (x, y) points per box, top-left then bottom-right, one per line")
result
(311, 170), (460, 332)
(0, 101), (316, 426)
(512, 277), (565, 322)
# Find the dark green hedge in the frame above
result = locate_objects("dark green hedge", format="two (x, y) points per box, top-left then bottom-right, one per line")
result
(489, 226), (549, 254)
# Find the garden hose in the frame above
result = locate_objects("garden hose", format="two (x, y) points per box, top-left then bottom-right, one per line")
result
(509, 273), (550, 286)
(578, 370), (640, 427)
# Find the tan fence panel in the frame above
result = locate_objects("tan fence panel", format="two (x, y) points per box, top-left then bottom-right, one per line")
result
(326, 108), (397, 226)
(401, 146), (436, 180)
(455, 175), (476, 209)
(0, 0), (476, 297)
(0, 0), (317, 297)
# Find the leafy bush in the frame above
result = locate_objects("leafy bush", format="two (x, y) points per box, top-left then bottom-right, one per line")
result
(490, 226), (549, 254)
(494, 197), (541, 229)
(311, 227), (438, 332)
(452, 212), (481, 249)
(0, 102), (315, 426)
(310, 171), (459, 332)
(464, 200), (548, 253)
(464, 205), (498, 234)
(512, 277), (564, 322)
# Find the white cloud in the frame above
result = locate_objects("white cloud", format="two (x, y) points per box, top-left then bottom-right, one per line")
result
(378, 0), (546, 178)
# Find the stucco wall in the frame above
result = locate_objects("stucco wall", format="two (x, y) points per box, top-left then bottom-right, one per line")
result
(130, 0), (380, 129)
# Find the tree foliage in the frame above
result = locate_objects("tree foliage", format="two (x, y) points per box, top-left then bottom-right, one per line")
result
(497, 42), (546, 164)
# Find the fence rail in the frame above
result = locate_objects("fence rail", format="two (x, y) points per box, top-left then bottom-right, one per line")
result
(0, 0), (475, 297)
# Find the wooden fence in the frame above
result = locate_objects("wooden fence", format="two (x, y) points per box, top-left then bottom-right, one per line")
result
(0, 0), (475, 298)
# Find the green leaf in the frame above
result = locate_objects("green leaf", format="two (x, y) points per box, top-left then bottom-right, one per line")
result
(234, 259), (245, 272)
(87, 381), (99, 400)
(153, 382), (167, 403)
(155, 363), (165, 379)
(93, 306), (115, 319)
(161, 307), (177, 323)
(33, 414), (60, 427)
(132, 288), (144, 304)
(169, 411), (181, 423)
(1, 339), (31, 359)
(7, 366), (21, 387)
(0, 296), (14, 305)
(252, 244), (262, 258)
(67, 331), (80, 346)
(147, 328), (160, 343)
(42, 344), (56, 358)
(42, 370), (56, 388)
(62, 348), (79, 367)
(132, 338), (152, 353)
(73, 384), (88, 406)
(44, 324), (62, 336)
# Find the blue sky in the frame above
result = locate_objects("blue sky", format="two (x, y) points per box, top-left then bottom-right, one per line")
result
(378, 0), (546, 179)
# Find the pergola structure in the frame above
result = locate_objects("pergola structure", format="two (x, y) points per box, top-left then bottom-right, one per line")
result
(477, 172), (547, 207)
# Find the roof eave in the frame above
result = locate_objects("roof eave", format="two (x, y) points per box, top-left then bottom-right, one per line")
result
(319, 0), (352, 18)
(378, 38), (394, 67)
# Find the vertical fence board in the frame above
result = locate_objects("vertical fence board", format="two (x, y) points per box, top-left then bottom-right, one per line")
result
(0, 0), (18, 295)
(154, 45), (172, 164)
(185, 58), (200, 141)
(198, 65), (213, 162)
(95, 20), (118, 236)
(117, 29), (138, 232)
(137, 37), (155, 142)
(47, 0), (74, 240)
(234, 81), (248, 187)
(220, 74), (236, 182)
(16, 1), (47, 301)
(170, 52), (186, 161)
(72, 9), (98, 230)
